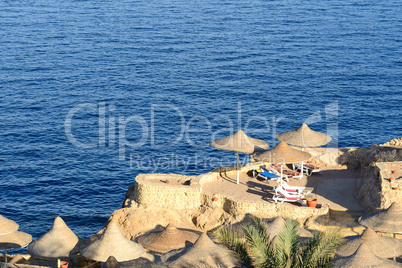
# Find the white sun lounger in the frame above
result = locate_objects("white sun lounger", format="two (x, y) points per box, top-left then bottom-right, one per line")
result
(292, 163), (323, 176)
(269, 165), (290, 181)
(269, 164), (303, 180)
(272, 187), (313, 205)
(274, 182), (314, 196)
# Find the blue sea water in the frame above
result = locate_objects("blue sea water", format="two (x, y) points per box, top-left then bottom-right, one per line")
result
(1, 0), (401, 244)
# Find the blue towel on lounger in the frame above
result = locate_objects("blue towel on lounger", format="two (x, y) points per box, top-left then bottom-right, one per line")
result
(257, 169), (279, 179)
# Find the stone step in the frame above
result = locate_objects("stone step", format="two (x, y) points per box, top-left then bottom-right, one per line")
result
(340, 223), (366, 237)
(329, 208), (365, 215)
(306, 216), (366, 237)
(328, 208), (365, 223)
(329, 211), (363, 218)
(330, 215), (358, 223)
(326, 219), (366, 237)
(341, 227), (366, 237)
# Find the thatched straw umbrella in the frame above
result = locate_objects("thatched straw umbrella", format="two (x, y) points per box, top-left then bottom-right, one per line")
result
(265, 217), (313, 241)
(137, 224), (199, 253)
(0, 215), (19, 236)
(104, 256), (119, 268)
(336, 227), (402, 258)
(254, 141), (311, 164)
(81, 221), (153, 263)
(358, 202), (402, 235)
(0, 215), (32, 263)
(334, 243), (402, 268)
(0, 231), (32, 251)
(276, 123), (331, 148)
(275, 123), (330, 175)
(104, 256), (167, 268)
(358, 202), (402, 261)
(270, 235), (280, 252)
(103, 255), (165, 268)
(28, 216), (84, 267)
(253, 141), (311, 183)
(163, 233), (240, 268)
(210, 129), (269, 184)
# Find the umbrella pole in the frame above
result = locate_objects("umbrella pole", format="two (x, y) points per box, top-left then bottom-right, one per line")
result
(58, 258), (60, 268)
(394, 233), (396, 261)
(4, 249), (7, 263)
(236, 151), (239, 184)
(280, 164), (283, 186)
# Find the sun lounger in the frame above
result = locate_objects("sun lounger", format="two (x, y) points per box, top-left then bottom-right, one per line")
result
(269, 164), (290, 181)
(272, 187), (313, 205)
(274, 182), (314, 196)
(292, 163), (323, 176)
(269, 164), (303, 180)
(252, 168), (280, 184)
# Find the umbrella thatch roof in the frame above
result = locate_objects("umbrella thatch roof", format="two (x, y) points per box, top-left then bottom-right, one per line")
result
(266, 217), (286, 238)
(266, 217), (313, 240)
(358, 202), (402, 234)
(336, 227), (402, 258)
(104, 256), (119, 268)
(271, 235), (279, 252)
(210, 129), (269, 154)
(253, 141), (311, 164)
(28, 216), (81, 258)
(0, 215), (32, 250)
(0, 231), (32, 250)
(0, 215), (19, 236)
(163, 233), (240, 268)
(334, 243), (402, 268)
(276, 123), (331, 147)
(81, 221), (150, 262)
(137, 224), (199, 253)
(103, 255), (167, 268)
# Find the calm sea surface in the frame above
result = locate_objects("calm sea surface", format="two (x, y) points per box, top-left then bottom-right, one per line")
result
(1, 0), (401, 242)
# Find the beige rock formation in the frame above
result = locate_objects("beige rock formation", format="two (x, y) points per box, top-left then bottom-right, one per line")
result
(101, 138), (401, 262)
(381, 138), (402, 147)
(108, 205), (201, 240)
(191, 206), (234, 231)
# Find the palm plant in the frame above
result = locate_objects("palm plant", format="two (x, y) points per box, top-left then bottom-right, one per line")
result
(213, 216), (344, 268)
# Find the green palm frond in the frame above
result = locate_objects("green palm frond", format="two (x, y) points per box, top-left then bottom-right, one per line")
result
(213, 227), (252, 267)
(242, 224), (276, 268)
(300, 228), (344, 268)
(275, 219), (300, 268)
(251, 215), (270, 240)
(213, 217), (344, 268)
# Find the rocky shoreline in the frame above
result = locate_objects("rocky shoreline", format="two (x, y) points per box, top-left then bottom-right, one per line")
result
(2, 139), (401, 267)
(103, 141), (402, 242)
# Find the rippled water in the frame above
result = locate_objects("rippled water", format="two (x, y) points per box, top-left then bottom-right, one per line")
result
(1, 0), (401, 242)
